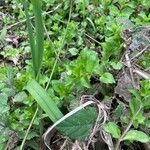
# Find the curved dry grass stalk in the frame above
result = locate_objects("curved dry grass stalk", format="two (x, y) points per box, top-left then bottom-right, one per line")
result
(86, 101), (108, 149)
(100, 130), (114, 150)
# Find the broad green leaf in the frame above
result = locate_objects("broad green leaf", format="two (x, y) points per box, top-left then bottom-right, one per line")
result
(52, 80), (65, 96)
(26, 132), (38, 140)
(129, 97), (145, 127)
(103, 122), (121, 138)
(71, 49), (100, 85)
(57, 107), (98, 140)
(26, 80), (63, 122)
(0, 126), (10, 149)
(110, 62), (123, 70)
(140, 80), (150, 109)
(129, 98), (142, 116)
(79, 49), (100, 73)
(123, 130), (150, 143)
(100, 72), (115, 84)
(101, 35), (122, 61)
(0, 82), (5, 90)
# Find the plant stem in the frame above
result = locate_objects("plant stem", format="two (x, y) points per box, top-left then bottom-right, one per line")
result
(20, 107), (38, 150)
(83, 0), (86, 17)
(45, 0), (72, 89)
(115, 106), (142, 150)
(115, 121), (133, 150)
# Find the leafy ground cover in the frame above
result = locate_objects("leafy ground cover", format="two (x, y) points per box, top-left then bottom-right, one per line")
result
(0, 0), (150, 150)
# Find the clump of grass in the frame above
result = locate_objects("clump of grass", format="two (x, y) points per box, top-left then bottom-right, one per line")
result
(20, 1), (45, 149)
(20, 1), (72, 149)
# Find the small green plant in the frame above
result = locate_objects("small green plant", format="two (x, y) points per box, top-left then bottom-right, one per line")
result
(103, 81), (150, 149)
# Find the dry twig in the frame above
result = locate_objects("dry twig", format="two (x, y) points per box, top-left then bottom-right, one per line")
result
(131, 45), (150, 61)
(125, 53), (137, 89)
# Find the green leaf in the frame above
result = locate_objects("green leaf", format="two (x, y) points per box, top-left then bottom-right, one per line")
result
(23, 0), (36, 75)
(13, 91), (28, 103)
(129, 89), (141, 100)
(0, 143), (5, 150)
(145, 119), (150, 128)
(68, 48), (79, 56)
(129, 97), (142, 116)
(100, 72), (115, 84)
(103, 122), (121, 138)
(52, 80), (72, 97)
(78, 49), (100, 73)
(129, 96), (145, 127)
(141, 80), (150, 98)
(80, 76), (91, 88)
(112, 103), (125, 119)
(1, 88), (14, 97)
(123, 130), (150, 143)
(86, 17), (96, 32)
(26, 80), (63, 122)
(24, 0), (44, 77)
(57, 107), (98, 140)
(110, 61), (123, 70)
(0, 93), (9, 114)
(26, 131), (38, 140)
(31, 0), (44, 76)
(101, 35), (122, 61)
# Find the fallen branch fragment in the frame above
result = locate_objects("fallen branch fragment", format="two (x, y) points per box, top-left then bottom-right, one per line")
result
(133, 69), (150, 79)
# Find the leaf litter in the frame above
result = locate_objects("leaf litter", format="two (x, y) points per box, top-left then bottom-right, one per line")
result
(115, 22), (150, 102)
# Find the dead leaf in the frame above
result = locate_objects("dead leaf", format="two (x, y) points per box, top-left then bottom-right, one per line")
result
(115, 69), (140, 102)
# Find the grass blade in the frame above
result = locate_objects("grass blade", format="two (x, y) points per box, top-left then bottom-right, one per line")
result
(23, 0), (36, 76)
(31, 0), (44, 77)
(24, 0), (44, 77)
(26, 80), (63, 122)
